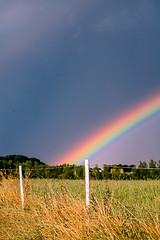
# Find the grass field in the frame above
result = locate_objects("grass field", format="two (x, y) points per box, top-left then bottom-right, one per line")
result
(1, 178), (160, 239)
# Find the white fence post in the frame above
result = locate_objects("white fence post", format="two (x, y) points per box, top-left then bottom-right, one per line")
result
(19, 166), (24, 208)
(85, 159), (90, 207)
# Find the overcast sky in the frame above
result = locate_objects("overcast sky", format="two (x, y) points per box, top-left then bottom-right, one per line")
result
(0, 0), (160, 167)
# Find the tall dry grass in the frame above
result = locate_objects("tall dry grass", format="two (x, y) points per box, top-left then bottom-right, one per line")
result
(0, 176), (160, 239)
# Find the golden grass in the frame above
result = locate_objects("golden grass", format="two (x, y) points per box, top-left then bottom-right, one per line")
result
(1, 177), (160, 239)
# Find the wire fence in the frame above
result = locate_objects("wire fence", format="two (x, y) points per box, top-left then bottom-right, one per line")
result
(1, 164), (160, 181)
(1, 165), (160, 171)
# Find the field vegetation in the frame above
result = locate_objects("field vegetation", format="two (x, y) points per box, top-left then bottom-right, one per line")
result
(1, 176), (160, 239)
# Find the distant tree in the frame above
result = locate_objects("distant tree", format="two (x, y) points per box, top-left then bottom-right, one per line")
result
(149, 159), (158, 179)
(62, 165), (74, 179)
(74, 166), (84, 179)
(111, 165), (121, 180)
(156, 160), (160, 179)
(128, 165), (136, 172)
(138, 161), (148, 179)
(157, 160), (160, 168)
(131, 167), (140, 179)
(149, 159), (157, 168)
(91, 164), (101, 180)
(0, 154), (49, 178)
(24, 160), (33, 169)
(102, 165), (111, 179)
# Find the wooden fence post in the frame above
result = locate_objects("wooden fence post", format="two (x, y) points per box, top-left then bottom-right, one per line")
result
(19, 166), (24, 208)
(85, 159), (90, 207)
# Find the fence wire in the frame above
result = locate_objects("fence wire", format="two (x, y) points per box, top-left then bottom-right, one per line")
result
(1, 166), (160, 171)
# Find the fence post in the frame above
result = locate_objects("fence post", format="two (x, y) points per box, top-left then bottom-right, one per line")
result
(19, 166), (24, 208)
(85, 159), (90, 207)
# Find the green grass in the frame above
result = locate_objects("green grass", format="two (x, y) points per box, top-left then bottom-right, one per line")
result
(28, 179), (160, 209)
(1, 178), (160, 239)
(24, 179), (160, 221)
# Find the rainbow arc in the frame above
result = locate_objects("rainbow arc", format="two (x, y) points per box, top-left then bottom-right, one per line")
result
(53, 92), (160, 165)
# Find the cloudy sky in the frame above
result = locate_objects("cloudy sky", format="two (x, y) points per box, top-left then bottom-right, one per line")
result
(0, 0), (160, 167)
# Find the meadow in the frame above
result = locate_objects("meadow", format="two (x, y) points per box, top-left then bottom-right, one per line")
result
(1, 178), (160, 239)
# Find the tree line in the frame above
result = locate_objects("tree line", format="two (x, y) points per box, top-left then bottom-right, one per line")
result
(0, 155), (160, 180)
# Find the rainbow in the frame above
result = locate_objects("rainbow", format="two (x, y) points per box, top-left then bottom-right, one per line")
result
(53, 92), (160, 165)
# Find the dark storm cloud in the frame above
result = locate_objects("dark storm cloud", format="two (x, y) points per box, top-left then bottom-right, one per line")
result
(0, 0), (159, 167)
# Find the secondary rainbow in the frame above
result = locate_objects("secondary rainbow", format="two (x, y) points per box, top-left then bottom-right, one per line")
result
(53, 92), (160, 165)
